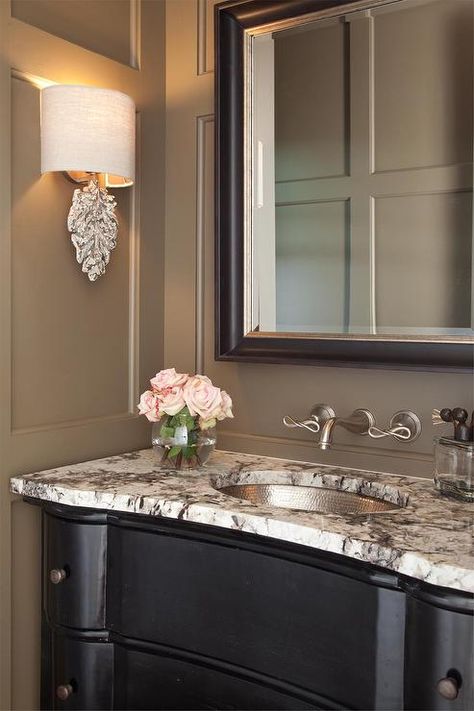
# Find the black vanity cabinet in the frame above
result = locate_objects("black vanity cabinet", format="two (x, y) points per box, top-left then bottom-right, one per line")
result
(39, 503), (473, 711)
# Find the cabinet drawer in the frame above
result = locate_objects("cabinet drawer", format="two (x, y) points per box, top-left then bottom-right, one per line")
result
(113, 643), (319, 710)
(44, 513), (106, 629)
(108, 525), (405, 710)
(46, 633), (113, 711)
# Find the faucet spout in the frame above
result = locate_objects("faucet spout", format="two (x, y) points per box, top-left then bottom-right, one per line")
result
(318, 417), (339, 450)
(318, 409), (374, 450)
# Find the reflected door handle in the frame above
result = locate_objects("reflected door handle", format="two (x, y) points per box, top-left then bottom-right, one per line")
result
(256, 140), (264, 208)
(436, 676), (459, 700)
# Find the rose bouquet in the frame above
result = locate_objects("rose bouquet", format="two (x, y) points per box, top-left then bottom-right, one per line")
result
(138, 368), (233, 468)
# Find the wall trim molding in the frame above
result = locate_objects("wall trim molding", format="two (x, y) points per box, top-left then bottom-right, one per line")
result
(195, 113), (214, 372)
(12, 413), (137, 437)
(9, 16), (139, 89)
(130, 0), (142, 70)
(217, 429), (433, 463)
(128, 111), (142, 412)
(197, 0), (213, 76)
(0, 3), (13, 707)
(11, 67), (53, 88)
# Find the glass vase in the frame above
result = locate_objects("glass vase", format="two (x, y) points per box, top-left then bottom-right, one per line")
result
(152, 411), (216, 469)
(434, 436), (474, 502)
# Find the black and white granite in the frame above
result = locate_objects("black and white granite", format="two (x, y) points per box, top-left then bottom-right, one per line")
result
(10, 449), (474, 594)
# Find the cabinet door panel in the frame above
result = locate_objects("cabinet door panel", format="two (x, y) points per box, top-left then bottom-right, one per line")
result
(404, 597), (474, 710)
(44, 513), (106, 629)
(48, 634), (113, 711)
(108, 525), (405, 709)
(113, 644), (319, 710)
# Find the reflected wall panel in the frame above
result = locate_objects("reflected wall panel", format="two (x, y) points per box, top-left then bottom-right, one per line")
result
(276, 200), (349, 331)
(275, 19), (349, 182)
(374, 0), (473, 172)
(374, 191), (472, 330)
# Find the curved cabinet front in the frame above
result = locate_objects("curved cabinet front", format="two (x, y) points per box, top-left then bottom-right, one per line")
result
(404, 595), (474, 710)
(44, 511), (107, 630)
(38, 505), (473, 711)
(113, 642), (322, 710)
(107, 521), (405, 710)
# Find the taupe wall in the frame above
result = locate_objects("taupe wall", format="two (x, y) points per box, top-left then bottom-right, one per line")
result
(0, 1), (165, 708)
(164, 0), (473, 479)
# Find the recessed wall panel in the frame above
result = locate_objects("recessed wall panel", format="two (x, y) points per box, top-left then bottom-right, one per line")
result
(276, 200), (349, 331)
(374, 192), (472, 330)
(12, 0), (132, 66)
(11, 77), (130, 429)
(374, 0), (473, 172)
(275, 19), (349, 182)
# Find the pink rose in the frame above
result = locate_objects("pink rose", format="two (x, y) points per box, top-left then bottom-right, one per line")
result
(151, 368), (188, 393)
(139, 369), (233, 426)
(184, 375), (223, 420)
(137, 390), (161, 422)
(217, 390), (233, 420)
(158, 386), (186, 416)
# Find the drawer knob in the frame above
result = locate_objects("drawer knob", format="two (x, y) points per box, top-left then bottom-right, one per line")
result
(436, 676), (459, 700)
(49, 568), (67, 585)
(56, 684), (73, 701)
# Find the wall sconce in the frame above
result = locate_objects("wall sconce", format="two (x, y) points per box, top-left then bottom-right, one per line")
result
(40, 85), (136, 281)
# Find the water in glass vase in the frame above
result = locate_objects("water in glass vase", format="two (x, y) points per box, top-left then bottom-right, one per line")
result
(152, 410), (216, 469)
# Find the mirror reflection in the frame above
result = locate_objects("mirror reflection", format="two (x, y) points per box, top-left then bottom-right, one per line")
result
(250, 0), (473, 338)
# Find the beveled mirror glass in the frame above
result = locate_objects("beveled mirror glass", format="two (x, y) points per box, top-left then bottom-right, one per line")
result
(216, 0), (474, 368)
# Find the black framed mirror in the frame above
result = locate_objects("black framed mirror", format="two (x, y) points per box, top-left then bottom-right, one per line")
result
(215, 0), (474, 369)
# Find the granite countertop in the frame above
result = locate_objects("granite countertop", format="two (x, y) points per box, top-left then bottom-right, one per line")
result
(10, 448), (474, 594)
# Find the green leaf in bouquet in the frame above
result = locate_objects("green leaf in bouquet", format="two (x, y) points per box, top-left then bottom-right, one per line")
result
(160, 425), (175, 440)
(186, 415), (197, 431)
(168, 445), (182, 458)
(187, 430), (198, 445)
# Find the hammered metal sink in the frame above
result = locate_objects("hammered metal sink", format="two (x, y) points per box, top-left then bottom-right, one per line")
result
(218, 483), (402, 515)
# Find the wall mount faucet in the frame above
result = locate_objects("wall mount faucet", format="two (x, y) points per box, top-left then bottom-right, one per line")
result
(283, 404), (422, 450)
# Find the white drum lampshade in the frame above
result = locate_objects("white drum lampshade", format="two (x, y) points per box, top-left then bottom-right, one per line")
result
(40, 85), (136, 282)
(41, 84), (135, 183)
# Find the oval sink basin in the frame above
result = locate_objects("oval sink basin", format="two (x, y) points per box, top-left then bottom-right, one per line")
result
(218, 483), (402, 515)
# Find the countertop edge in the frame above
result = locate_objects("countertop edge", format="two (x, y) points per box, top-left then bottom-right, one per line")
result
(10, 470), (474, 595)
